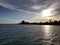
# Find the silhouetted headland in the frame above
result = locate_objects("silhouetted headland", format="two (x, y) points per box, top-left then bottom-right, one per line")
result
(18, 20), (60, 25)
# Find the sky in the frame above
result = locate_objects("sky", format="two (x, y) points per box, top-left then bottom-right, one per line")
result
(0, 0), (60, 24)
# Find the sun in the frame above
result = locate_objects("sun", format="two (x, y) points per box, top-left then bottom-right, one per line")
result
(42, 9), (52, 17)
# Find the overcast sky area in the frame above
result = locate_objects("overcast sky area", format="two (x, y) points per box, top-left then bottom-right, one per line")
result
(0, 0), (60, 24)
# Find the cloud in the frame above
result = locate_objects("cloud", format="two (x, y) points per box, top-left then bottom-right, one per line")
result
(0, 0), (60, 15)
(0, 0), (60, 23)
(0, 17), (19, 24)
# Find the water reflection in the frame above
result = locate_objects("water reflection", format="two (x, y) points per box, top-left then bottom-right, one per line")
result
(42, 25), (53, 45)
(43, 25), (51, 39)
(41, 25), (60, 45)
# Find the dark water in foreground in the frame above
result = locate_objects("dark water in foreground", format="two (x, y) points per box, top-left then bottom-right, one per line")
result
(0, 25), (60, 45)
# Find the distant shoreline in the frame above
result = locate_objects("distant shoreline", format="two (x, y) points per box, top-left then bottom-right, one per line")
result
(18, 20), (60, 25)
(0, 23), (60, 25)
(18, 23), (60, 25)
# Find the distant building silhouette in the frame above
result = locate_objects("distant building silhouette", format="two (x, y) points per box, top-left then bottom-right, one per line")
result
(21, 20), (25, 24)
(18, 20), (60, 25)
(20, 20), (29, 24)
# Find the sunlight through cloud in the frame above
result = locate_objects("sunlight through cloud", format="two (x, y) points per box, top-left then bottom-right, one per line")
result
(41, 9), (53, 17)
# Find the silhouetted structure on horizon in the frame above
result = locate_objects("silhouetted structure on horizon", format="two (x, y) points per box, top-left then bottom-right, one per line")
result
(18, 20), (29, 24)
(18, 20), (60, 25)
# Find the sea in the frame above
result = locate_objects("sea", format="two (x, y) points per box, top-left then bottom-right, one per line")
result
(0, 24), (60, 45)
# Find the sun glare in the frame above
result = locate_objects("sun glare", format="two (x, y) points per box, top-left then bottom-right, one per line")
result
(43, 25), (51, 39)
(42, 9), (52, 17)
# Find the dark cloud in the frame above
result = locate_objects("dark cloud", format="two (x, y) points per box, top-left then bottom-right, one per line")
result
(54, 8), (60, 15)
(56, 8), (60, 13)
(37, 0), (48, 5)
(0, 0), (60, 13)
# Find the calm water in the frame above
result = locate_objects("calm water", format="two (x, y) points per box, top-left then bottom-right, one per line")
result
(0, 25), (60, 45)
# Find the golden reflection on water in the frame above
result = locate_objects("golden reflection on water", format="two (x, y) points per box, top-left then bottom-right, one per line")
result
(43, 25), (51, 39)
(41, 25), (59, 45)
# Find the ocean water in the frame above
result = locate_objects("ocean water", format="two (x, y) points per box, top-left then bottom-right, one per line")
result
(0, 25), (60, 45)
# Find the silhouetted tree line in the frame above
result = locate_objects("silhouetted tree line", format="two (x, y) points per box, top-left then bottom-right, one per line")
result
(18, 20), (60, 25)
